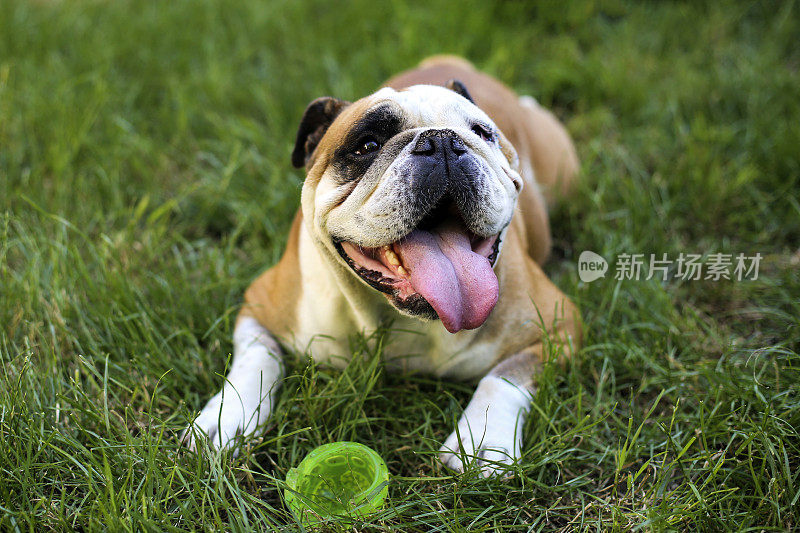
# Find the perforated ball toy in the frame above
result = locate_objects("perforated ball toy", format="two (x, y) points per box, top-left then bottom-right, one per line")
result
(284, 441), (389, 524)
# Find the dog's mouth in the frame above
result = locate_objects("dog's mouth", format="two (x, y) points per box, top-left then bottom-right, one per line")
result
(334, 200), (501, 333)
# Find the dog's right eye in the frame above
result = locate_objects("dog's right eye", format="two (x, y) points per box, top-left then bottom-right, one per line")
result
(353, 137), (381, 156)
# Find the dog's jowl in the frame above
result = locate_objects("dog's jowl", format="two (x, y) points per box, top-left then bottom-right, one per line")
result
(185, 56), (582, 477)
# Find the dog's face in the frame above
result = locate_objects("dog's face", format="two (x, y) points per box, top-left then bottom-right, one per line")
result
(293, 83), (523, 333)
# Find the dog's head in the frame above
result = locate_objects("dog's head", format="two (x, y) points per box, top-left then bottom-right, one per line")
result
(293, 82), (522, 333)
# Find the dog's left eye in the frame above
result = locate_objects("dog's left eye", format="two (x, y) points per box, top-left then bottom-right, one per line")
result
(353, 137), (381, 156)
(471, 124), (495, 143)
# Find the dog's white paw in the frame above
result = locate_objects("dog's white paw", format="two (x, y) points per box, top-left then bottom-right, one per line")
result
(183, 387), (272, 454)
(439, 376), (531, 477)
(183, 317), (283, 454)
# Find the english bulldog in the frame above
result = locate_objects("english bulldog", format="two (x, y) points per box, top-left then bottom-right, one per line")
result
(185, 56), (582, 476)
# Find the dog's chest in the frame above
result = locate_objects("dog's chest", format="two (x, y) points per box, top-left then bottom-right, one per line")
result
(291, 308), (498, 379)
(380, 322), (501, 378)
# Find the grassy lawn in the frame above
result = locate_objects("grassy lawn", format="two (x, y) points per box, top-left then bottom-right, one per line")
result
(2, 0), (799, 530)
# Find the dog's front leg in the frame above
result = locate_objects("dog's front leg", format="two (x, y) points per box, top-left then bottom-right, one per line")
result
(184, 315), (283, 453)
(439, 336), (572, 477)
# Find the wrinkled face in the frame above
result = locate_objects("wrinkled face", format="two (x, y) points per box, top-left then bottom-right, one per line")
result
(297, 85), (522, 333)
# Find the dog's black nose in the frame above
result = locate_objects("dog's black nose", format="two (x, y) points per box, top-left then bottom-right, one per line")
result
(411, 129), (467, 159)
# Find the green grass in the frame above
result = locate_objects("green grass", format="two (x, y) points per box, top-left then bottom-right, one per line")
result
(2, 0), (799, 530)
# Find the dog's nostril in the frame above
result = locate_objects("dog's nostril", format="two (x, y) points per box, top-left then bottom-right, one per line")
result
(450, 136), (467, 155)
(412, 136), (437, 156)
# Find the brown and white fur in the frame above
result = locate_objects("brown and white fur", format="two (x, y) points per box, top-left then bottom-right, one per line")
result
(185, 56), (582, 476)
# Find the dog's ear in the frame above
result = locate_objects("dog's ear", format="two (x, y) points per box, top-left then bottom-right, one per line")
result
(292, 97), (351, 168)
(444, 79), (474, 104)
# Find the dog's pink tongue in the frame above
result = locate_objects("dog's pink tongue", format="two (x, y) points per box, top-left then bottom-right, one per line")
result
(394, 224), (499, 333)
